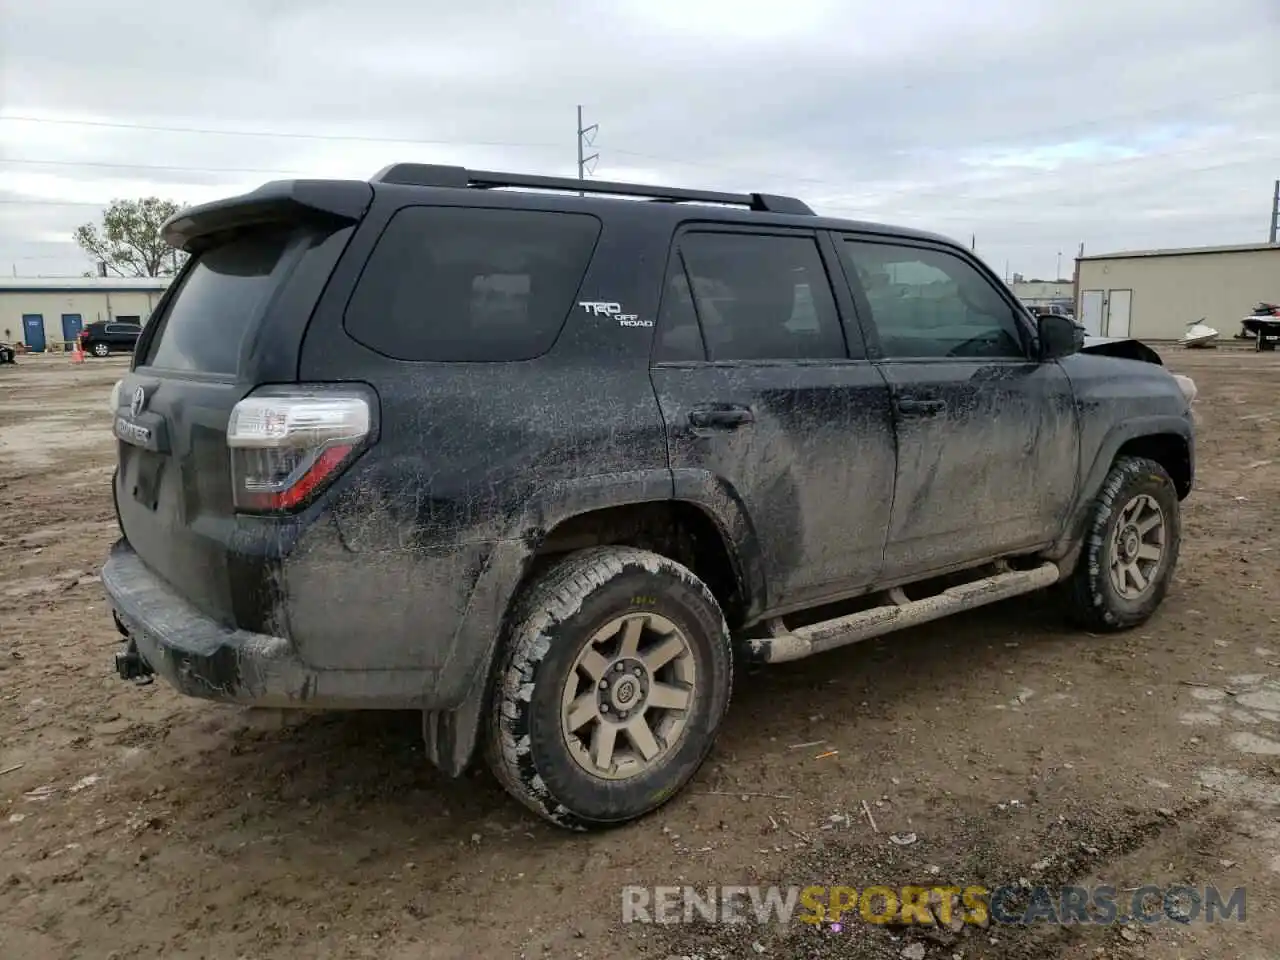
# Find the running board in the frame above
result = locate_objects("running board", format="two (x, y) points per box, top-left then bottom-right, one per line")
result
(747, 562), (1062, 664)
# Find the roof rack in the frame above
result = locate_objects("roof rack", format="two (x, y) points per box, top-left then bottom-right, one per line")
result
(369, 163), (814, 216)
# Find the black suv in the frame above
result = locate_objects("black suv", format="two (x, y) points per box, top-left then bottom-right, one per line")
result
(80, 319), (142, 357)
(103, 165), (1196, 830)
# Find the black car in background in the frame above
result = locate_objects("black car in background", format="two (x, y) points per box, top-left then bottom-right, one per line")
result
(80, 319), (143, 357)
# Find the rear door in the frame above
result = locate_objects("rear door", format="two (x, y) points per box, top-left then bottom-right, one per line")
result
(835, 235), (1078, 579)
(113, 208), (361, 627)
(651, 227), (896, 616)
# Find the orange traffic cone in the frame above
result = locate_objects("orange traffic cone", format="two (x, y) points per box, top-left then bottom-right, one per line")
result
(71, 341), (85, 364)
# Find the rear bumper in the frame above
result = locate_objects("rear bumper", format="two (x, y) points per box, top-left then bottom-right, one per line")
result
(102, 538), (445, 709)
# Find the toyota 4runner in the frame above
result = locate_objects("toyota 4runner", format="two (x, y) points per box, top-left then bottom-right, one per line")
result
(103, 165), (1195, 830)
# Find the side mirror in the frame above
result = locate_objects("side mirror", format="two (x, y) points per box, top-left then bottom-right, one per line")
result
(1038, 313), (1083, 360)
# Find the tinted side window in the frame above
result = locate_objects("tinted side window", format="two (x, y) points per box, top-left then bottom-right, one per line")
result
(345, 207), (601, 362)
(677, 233), (846, 361)
(842, 241), (1026, 360)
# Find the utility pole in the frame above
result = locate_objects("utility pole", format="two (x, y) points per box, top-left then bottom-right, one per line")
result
(577, 105), (598, 196)
(1270, 179), (1279, 244)
(1056, 251), (1062, 280)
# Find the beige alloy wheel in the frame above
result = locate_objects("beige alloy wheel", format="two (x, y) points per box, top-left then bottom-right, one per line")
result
(1107, 493), (1166, 599)
(560, 612), (696, 781)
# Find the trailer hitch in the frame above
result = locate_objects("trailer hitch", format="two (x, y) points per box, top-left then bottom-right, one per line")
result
(114, 638), (155, 685)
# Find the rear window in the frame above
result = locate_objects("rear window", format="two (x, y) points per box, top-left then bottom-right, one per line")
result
(343, 207), (601, 362)
(143, 229), (292, 374)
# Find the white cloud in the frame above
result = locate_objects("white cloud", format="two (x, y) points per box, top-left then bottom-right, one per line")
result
(1, 0), (1278, 278)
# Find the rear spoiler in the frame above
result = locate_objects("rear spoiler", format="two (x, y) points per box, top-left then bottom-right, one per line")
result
(162, 180), (373, 253)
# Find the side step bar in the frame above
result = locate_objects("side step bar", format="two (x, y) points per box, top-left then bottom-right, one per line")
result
(747, 562), (1062, 664)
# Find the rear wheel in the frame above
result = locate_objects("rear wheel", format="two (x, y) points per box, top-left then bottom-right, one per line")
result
(1065, 456), (1181, 631)
(485, 546), (733, 830)
(91, 342), (110, 357)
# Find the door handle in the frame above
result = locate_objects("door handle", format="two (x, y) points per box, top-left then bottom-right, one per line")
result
(896, 397), (946, 416)
(689, 405), (755, 428)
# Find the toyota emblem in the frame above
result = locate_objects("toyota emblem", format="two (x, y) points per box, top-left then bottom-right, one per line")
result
(130, 386), (147, 417)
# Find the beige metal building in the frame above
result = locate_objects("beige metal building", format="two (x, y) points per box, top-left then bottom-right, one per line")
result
(0, 277), (170, 352)
(1075, 243), (1280, 340)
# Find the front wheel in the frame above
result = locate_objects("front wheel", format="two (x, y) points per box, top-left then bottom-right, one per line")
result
(485, 547), (733, 830)
(1065, 456), (1181, 631)
(91, 342), (110, 357)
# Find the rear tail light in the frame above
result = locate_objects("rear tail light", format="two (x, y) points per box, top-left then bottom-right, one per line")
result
(226, 386), (374, 513)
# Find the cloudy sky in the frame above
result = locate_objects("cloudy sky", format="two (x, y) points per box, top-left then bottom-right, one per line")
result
(2, 0), (1278, 280)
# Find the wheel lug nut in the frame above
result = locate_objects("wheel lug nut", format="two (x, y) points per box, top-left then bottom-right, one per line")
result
(633, 668), (642, 677)
(601, 704), (609, 713)
(615, 663), (625, 672)
(599, 680), (608, 689)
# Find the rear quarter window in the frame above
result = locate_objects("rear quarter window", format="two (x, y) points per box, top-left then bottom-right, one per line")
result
(143, 228), (292, 374)
(343, 206), (601, 362)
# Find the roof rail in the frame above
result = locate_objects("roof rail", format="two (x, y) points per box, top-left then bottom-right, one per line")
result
(369, 163), (814, 215)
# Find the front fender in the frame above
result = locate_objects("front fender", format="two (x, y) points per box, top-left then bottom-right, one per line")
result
(1049, 414), (1193, 560)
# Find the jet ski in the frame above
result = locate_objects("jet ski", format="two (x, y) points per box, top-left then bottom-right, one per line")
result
(1178, 319), (1220, 348)
(1237, 303), (1280, 341)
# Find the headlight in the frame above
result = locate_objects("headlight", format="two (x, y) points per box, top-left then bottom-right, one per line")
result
(109, 379), (123, 414)
(1172, 374), (1197, 405)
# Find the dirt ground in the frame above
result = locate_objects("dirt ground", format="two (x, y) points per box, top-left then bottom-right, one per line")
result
(1, 347), (1278, 960)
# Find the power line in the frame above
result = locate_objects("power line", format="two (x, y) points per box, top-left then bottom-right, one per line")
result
(1, 133), (1267, 200)
(0, 156), (309, 177)
(0, 198), (102, 207)
(0, 113), (560, 150)
(2, 84), (1273, 188)
(0, 146), (1269, 220)
(4, 86), (1269, 148)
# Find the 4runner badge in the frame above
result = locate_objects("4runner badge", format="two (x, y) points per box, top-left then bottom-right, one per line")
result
(578, 301), (654, 328)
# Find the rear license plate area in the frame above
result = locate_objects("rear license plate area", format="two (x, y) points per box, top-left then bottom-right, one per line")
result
(129, 453), (164, 511)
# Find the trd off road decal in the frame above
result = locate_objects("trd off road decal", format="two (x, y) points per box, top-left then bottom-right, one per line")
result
(579, 301), (653, 328)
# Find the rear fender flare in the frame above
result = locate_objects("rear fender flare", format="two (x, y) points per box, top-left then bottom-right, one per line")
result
(425, 468), (764, 776)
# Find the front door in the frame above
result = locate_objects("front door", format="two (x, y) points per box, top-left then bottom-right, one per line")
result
(61, 313), (83, 343)
(651, 228), (896, 614)
(837, 237), (1079, 578)
(21, 314), (46, 352)
(1080, 290), (1104, 336)
(1106, 289), (1132, 337)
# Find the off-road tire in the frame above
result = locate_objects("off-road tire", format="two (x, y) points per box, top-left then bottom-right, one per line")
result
(484, 546), (733, 830)
(1066, 455), (1181, 631)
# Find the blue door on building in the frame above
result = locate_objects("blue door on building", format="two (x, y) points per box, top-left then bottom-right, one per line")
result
(61, 314), (83, 344)
(22, 314), (46, 352)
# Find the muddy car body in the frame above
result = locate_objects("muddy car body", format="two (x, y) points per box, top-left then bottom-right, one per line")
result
(102, 165), (1195, 829)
